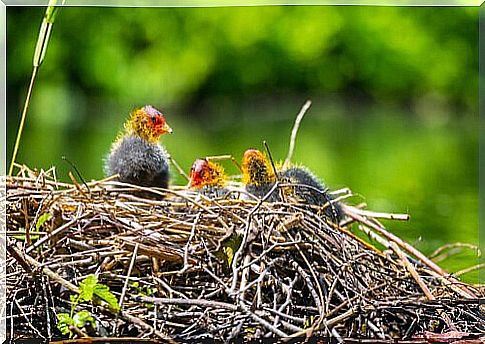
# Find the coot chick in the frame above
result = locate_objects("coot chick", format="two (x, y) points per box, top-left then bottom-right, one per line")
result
(105, 105), (172, 188)
(189, 159), (230, 199)
(241, 149), (280, 202)
(241, 149), (342, 223)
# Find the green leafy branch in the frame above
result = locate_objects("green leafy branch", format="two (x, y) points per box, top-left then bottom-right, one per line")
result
(57, 274), (120, 337)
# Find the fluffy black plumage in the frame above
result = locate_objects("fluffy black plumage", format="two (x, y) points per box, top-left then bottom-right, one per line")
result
(241, 149), (281, 202)
(197, 186), (232, 199)
(105, 135), (170, 188)
(245, 183), (280, 202)
(281, 166), (342, 223)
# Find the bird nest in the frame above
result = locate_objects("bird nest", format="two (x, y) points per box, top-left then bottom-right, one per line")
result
(4, 166), (484, 343)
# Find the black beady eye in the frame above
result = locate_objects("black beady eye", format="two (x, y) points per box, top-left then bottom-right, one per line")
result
(151, 116), (157, 124)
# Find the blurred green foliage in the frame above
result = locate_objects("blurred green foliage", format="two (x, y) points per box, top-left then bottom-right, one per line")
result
(7, 6), (480, 282)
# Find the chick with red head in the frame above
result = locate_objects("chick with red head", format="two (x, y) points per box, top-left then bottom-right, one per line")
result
(105, 105), (172, 188)
(189, 159), (230, 199)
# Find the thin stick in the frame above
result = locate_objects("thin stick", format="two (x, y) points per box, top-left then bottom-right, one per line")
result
(205, 154), (243, 173)
(263, 140), (286, 203)
(283, 100), (312, 169)
(429, 242), (481, 259)
(390, 242), (434, 300)
(119, 243), (139, 309)
(68, 171), (89, 198)
(284, 307), (356, 340)
(132, 295), (239, 312)
(9, 68), (38, 176)
(347, 206), (410, 221)
(263, 141), (279, 180)
(177, 212), (200, 274)
(26, 216), (83, 254)
(453, 263), (485, 277)
(6, 240), (33, 273)
(63, 156), (91, 194)
(169, 155), (190, 182)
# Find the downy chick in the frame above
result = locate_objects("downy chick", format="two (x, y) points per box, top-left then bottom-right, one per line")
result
(105, 105), (172, 188)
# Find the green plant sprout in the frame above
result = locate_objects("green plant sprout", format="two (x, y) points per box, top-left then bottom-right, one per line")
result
(57, 274), (120, 337)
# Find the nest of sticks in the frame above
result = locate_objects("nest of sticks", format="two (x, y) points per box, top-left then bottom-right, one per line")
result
(4, 165), (484, 343)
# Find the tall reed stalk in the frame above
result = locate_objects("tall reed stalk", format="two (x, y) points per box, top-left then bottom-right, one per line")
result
(8, 0), (64, 176)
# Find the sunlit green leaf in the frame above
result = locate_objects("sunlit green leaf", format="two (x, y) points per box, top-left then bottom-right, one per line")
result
(78, 274), (97, 302)
(94, 283), (120, 312)
(57, 313), (74, 335)
(73, 310), (96, 329)
(36, 213), (52, 230)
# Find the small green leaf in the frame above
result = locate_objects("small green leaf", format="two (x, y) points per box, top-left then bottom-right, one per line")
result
(36, 213), (52, 230)
(245, 327), (256, 335)
(136, 285), (154, 297)
(303, 315), (314, 329)
(73, 310), (95, 329)
(93, 284), (120, 312)
(27, 213), (52, 241)
(215, 233), (243, 268)
(12, 227), (26, 241)
(79, 274), (97, 302)
(223, 247), (234, 266)
(70, 294), (77, 304)
(57, 313), (74, 335)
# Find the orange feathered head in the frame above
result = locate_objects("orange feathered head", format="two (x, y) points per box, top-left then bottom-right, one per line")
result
(241, 149), (276, 186)
(189, 159), (226, 188)
(125, 105), (172, 143)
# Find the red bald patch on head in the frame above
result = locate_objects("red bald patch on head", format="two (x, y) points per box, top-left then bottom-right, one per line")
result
(242, 149), (266, 165)
(243, 149), (259, 157)
(142, 105), (172, 135)
(190, 159), (210, 188)
(190, 159), (226, 188)
(143, 105), (162, 117)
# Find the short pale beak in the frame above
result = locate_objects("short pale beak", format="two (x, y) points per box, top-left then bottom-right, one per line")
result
(162, 122), (173, 134)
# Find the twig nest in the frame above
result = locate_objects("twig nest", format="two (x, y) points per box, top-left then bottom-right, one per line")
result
(5, 168), (484, 341)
